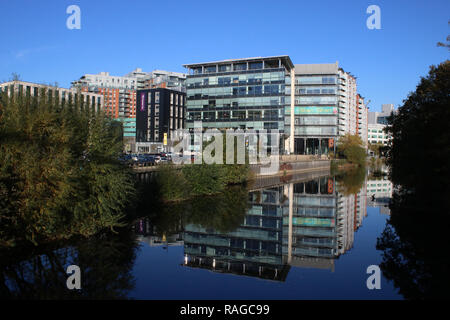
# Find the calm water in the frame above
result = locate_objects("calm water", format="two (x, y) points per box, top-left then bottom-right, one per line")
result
(0, 172), (410, 299)
(129, 175), (401, 300)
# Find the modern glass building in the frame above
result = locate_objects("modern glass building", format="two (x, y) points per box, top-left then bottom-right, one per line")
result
(286, 64), (340, 155)
(183, 56), (295, 152)
(286, 63), (368, 155)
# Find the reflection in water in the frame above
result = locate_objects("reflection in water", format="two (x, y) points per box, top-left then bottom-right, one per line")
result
(1, 169), (398, 299)
(0, 228), (139, 299)
(367, 177), (393, 215)
(134, 172), (371, 282)
(376, 187), (450, 299)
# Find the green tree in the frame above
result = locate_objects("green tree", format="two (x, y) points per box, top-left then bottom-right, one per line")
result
(0, 90), (135, 246)
(336, 133), (367, 166)
(385, 60), (450, 192)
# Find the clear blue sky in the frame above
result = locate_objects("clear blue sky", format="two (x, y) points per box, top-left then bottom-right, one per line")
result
(1, 0), (448, 112)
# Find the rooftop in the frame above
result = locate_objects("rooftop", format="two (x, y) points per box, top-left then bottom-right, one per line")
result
(183, 55), (294, 69)
(294, 62), (339, 75)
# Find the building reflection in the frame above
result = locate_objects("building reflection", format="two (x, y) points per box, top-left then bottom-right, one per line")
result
(283, 177), (367, 271)
(183, 186), (289, 281)
(133, 218), (183, 248)
(366, 177), (393, 215)
(178, 176), (369, 281)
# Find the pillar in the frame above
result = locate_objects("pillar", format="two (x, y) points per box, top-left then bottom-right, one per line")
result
(290, 70), (295, 153)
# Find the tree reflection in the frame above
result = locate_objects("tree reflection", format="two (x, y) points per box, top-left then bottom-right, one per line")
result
(376, 188), (450, 299)
(334, 166), (366, 196)
(133, 183), (250, 237)
(0, 227), (138, 299)
(185, 185), (249, 233)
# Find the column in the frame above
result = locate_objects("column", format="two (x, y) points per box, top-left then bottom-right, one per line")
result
(288, 182), (293, 264)
(290, 70), (295, 153)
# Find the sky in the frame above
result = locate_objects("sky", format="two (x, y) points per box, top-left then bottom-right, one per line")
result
(0, 0), (448, 112)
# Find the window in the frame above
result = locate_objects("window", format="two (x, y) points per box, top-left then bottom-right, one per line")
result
(249, 62), (263, 70)
(218, 64), (231, 72)
(205, 66), (216, 73)
(233, 63), (247, 71)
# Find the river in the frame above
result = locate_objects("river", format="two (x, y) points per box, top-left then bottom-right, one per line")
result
(2, 169), (422, 299)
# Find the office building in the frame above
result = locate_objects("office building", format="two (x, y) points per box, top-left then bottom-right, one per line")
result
(368, 123), (391, 145)
(287, 63), (369, 155)
(0, 80), (104, 111)
(183, 56), (296, 153)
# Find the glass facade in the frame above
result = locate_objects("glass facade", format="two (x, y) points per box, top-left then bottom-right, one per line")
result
(184, 57), (292, 134)
(285, 73), (339, 155)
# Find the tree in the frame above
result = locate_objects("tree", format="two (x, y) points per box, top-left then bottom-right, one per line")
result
(0, 90), (135, 246)
(385, 60), (450, 193)
(436, 20), (450, 50)
(9, 73), (21, 81)
(336, 134), (366, 166)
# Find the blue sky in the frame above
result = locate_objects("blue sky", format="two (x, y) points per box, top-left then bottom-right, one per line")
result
(0, 0), (448, 112)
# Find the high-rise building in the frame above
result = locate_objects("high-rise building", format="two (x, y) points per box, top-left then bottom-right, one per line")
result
(182, 58), (368, 155)
(357, 94), (369, 147)
(0, 80), (104, 111)
(183, 56), (295, 153)
(287, 63), (369, 155)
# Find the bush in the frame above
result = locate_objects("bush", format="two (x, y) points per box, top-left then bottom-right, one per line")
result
(0, 90), (135, 246)
(182, 164), (227, 196)
(337, 134), (366, 166)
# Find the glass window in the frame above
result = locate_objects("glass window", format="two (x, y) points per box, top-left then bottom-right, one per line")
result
(233, 63), (247, 71)
(218, 64), (231, 72)
(205, 65), (216, 73)
(249, 62), (263, 70)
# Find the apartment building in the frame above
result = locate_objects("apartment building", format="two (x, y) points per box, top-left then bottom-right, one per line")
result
(0, 80), (104, 111)
(72, 69), (187, 149)
(126, 68), (186, 92)
(71, 72), (138, 146)
(136, 87), (186, 144)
